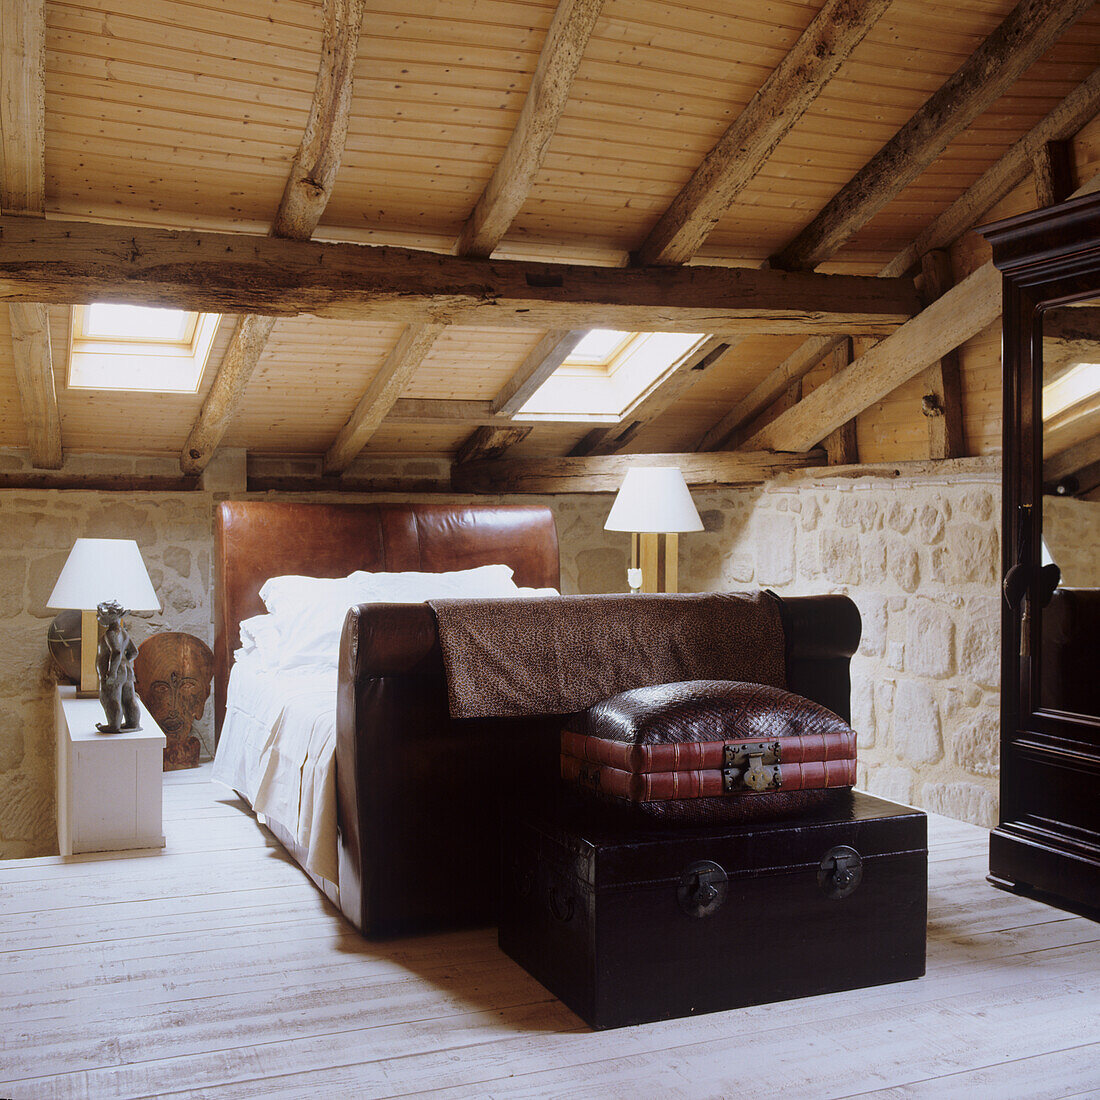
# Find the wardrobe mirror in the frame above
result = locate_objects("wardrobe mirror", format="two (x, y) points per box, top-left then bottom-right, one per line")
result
(1039, 293), (1100, 722)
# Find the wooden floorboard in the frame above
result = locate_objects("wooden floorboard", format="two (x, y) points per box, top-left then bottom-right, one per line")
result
(2, 764), (1098, 1099)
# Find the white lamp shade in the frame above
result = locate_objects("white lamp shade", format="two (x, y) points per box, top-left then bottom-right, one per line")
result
(47, 538), (160, 612)
(604, 466), (704, 533)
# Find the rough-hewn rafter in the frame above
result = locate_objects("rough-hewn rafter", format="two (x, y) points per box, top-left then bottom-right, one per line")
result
(743, 262), (1002, 453)
(181, 0), (366, 475)
(698, 69), (1100, 452)
(2, 0), (60, 469)
(695, 336), (845, 451)
(1033, 139), (1076, 208)
(452, 450), (826, 494)
(634, 0), (893, 267)
(0, 217), (920, 334)
(493, 330), (586, 416)
(772, 0), (1096, 273)
(455, 0), (604, 259)
(918, 250), (965, 460)
(1045, 433), (1100, 486)
(882, 66), (1100, 279)
(324, 323), (446, 474)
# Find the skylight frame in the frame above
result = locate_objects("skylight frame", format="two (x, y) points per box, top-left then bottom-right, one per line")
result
(514, 330), (710, 423)
(67, 305), (221, 394)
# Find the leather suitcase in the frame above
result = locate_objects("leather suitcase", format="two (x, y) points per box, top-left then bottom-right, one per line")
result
(499, 790), (927, 1030)
(562, 680), (857, 822)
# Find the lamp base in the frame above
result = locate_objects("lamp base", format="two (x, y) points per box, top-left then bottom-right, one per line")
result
(631, 532), (678, 593)
(78, 609), (99, 696)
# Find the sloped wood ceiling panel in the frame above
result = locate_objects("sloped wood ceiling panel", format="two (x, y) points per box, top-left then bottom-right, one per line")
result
(0, 0), (1095, 467)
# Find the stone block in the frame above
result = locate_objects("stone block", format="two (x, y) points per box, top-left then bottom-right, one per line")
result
(83, 503), (156, 544)
(875, 678), (896, 724)
(866, 766), (914, 805)
(820, 529), (860, 585)
(905, 599), (955, 679)
(887, 642), (905, 670)
(200, 447), (248, 494)
(886, 501), (915, 534)
(0, 724), (24, 773)
(162, 545), (192, 579)
(858, 594), (888, 657)
(0, 557), (24, 618)
(575, 547), (627, 594)
(726, 549), (754, 584)
(851, 673), (875, 748)
(960, 489), (995, 522)
(894, 681), (943, 764)
(27, 551), (72, 619)
(0, 772), (53, 843)
(861, 536), (887, 583)
(917, 504), (945, 544)
(943, 523), (999, 585)
(953, 708), (999, 776)
(887, 542), (920, 593)
(959, 596), (1000, 689)
(920, 781), (997, 827)
(755, 514), (796, 586)
(837, 496), (880, 532)
(800, 497), (822, 532)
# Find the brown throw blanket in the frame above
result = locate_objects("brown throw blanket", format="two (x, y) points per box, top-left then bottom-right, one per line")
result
(428, 592), (786, 719)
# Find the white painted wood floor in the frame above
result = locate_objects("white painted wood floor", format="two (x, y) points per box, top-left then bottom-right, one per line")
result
(2, 764), (1099, 1100)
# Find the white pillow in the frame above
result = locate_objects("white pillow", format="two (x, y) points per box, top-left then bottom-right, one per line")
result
(249, 565), (530, 672)
(259, 574), (355, 616)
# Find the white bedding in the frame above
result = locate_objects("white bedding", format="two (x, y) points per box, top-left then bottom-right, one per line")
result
(212, 656), (340, 884)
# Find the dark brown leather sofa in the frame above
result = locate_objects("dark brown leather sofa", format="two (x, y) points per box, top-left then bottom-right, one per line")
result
(214, 501), (862, 938)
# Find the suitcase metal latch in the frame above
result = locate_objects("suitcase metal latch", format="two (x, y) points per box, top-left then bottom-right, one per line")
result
(818, 845), (863, 899)
(723, 741), (782, 793)
(678, 860), (728, 917)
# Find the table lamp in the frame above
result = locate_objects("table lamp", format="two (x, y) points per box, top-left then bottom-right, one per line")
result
(47, 538), (160, 696)
(604, 466), (703, 593)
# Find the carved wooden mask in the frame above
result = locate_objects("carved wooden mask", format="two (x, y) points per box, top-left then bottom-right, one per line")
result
(134, 632), (215, 737)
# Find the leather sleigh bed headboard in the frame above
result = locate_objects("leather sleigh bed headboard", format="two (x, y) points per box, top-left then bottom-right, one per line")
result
(213, 501), (560, 738)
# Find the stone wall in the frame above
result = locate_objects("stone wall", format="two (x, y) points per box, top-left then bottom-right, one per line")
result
(0, 466), (1004, 859)
(674, 470), (1004, 829)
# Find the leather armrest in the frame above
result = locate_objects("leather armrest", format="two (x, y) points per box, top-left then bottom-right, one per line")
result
(773, 593), (862, 660)
(341, 602), (442, 680)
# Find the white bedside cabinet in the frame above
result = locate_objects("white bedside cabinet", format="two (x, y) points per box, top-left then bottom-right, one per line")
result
(55, 685), (166, 856)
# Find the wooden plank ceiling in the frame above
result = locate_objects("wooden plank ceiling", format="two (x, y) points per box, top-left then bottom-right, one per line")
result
(1, 0), (1099, 482)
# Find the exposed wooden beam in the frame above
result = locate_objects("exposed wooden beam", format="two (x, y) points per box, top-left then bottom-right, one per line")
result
(454, 0), (604, 258)
(634, 0), (892, 267)
(723, 375), (804, 453)
(452, 449), (827, 494)
(324, 323), (446, 474)
(698, 71), (1100, 452)
(1033, 139), (1076, 208)
(493, 330), (586, 415)
(1, 0), (45, 215)
(1043, 305), (1100, 342)
(772, 0), (1096, 273)
(569, 337), (734, 456)
(883, 66), (1100, 279)
(2, 0), (60, 469)
(454, 425), (533, 465)
(8, 302), (60, 468)
(694, 336), (845, 451)
(1045, 432), (1100, 488)
(181, 0), (366, 474)
(821, 338), (859, 466)
(181, 315), (276, 474)
(743, 262), (1002, 453)
(271, 0), (366, 239)
(0, 217), (921, 334)
(918, 251), (966, 461)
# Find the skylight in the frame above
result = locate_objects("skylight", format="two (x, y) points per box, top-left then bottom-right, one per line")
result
(84, 304), (194, 343)
(1043, 360), (1100, 422)
(516, 330), (708, 422)
(68, 304), (220, 393)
